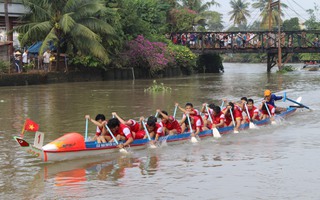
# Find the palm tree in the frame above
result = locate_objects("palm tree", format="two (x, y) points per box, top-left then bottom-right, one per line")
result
(228, 0), (251, 27)
(252, 0), (288, 30)
(15, 0), (115, 71)
(178, 0), (220, 13)
(4, 0), (12, 56)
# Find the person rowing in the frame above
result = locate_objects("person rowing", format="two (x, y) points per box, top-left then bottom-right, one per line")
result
(156, 110), (181, 135)
(176, 102), (202, 133)
(223, 102), (245, 133)
(104, 118), (134, 149)
(200, 103), (215, 128)
(184, 114), (203, 139)
(259, 101), (275, 121)
(245, 99), (260, 122)
(206, 105), (225, 129)
(85, 114), (107, 143)
(112, 112), (140, 137)
(264, 89), (286, 113)
(141, 116), (164, 145)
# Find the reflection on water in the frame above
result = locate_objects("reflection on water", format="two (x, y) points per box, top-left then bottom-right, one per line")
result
(1, 63), (320, 199)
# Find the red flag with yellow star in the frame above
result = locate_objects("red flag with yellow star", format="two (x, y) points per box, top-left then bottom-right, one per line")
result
(24, 119), (39, 132)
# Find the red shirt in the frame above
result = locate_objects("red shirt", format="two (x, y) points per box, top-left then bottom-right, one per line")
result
(163, 118), (181, 133)
(211, 111), (225, 126)
(128, 119), (140, 133)
(117, 124), (133, 140)
(190, 116), (203, 132)
(261, 104), (275, 116)
(247, 106), (260, 120)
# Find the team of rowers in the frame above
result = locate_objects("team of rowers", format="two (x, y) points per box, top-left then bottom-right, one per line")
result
(85, 90), (285, 149)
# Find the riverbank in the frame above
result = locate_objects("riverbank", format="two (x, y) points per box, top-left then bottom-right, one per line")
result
(0, 67), (183, 86)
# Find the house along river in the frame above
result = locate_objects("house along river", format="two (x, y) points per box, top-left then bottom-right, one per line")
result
(1, 63), (320, 199)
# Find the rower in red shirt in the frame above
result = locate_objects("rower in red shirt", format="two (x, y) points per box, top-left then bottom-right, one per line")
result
(223, 102), (245, 133)
(176, 102), (202, 133)
(156, 109), (181, 135)
(112, 112), (140, 136)
(106, 118), (134, 149)
(246, 99), (260, 122)
(200, 103), (215, 129)
(139, 116), (164, 144)
(185, 115), (203, 138)
(85, 114), (108, 143)
(207, 106), (225, 129)
(259, 101), (275, 121)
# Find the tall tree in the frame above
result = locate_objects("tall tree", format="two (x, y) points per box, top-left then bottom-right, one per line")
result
(228, 0), (250, 27)
(252, 0), (288, 30)
(178, 0), (220, 13)
(15, 0), (115, 71)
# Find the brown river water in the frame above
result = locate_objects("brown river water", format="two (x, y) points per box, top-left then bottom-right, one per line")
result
(1, 63), (320, 199)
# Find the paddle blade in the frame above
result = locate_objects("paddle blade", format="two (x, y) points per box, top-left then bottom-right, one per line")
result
(271, 121), (277, 125)
(233, 130), (239, 134)
(149, 143), (157, 149)
(283, 92), (287, 102)
(212, 128), (221, 138)
(190, 136), (198, 143)
(119, 148), (128, 153)
(249, 122), (258, 129)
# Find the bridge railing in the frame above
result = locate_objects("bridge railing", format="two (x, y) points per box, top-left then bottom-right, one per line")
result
(167, 31), (320, 52)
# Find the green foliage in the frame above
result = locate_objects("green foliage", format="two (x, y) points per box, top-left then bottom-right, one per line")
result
(0, 60), (10, 74)
(16, 0), (115, 66)
(283, 17), (301, 31)
(144, 80), (172, 92)
(277, 65), (295, 73)
(167, 42), (197, 72)
(229, 0), (251, 26)
(69, 55), (101, 68)
(299, 53), (320, 61)
(304, 5), (320, 30)
(169, 8), (197, 32)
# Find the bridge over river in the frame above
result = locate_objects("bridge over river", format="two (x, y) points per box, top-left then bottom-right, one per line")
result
(170, 31), (320, 72)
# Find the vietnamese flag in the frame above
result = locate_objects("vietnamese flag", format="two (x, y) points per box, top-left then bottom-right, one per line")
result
(24, 119), (39, 132)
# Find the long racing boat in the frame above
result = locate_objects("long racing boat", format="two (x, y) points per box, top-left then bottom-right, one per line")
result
(13, 105), (300, 162)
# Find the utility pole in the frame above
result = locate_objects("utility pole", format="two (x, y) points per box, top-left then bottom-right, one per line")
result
(270, 0), (282, 70)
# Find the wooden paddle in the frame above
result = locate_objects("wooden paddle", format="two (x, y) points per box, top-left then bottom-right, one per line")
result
(264, 102), (276, 125)
(229, 108), (239, 133)
(104, 124), (127, 153)
(186, 113), (197, 143)
(283, 92), (311, 110)
(205, 104), (221, 138)
(142, 121), (157, 148)
(244, 103), (258, 129)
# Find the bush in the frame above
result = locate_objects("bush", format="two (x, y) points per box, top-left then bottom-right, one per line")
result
(277, 65), (295, 73)
(167, 43), (197, 74)
(124, 35), (175, 77)
(0, 60), (10, 74)
(144, 80), (172, 92)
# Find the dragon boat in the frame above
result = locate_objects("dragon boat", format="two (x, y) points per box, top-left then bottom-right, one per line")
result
(13, 104), (301, 162)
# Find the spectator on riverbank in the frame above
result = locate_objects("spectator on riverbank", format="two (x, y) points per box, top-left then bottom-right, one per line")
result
(14, 50), (22, 73)
(43, 49), (51, 72)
